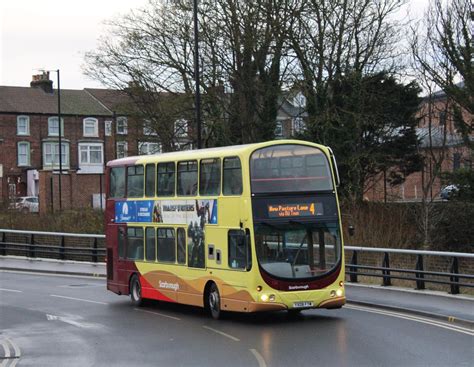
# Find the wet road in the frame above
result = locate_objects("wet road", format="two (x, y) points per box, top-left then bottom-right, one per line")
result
(1, 271), (472, 366)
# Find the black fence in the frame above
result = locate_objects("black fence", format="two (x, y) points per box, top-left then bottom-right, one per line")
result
(0, 229), (105, 263)
(345, 246), (474, 295)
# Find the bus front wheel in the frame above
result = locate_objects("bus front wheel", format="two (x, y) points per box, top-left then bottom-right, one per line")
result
(130, 274), (144, 307)
(207, 283), (221, 320)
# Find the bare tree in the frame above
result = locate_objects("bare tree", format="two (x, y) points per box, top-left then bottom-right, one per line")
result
(412, 0), (473, 149)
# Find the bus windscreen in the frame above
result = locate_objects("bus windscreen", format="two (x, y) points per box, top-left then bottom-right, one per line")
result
(250, 144), (333, 194)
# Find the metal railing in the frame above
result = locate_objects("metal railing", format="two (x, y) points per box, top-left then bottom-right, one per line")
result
(0, 229), (105, 263)
(0, 229), (473, 294)
(345, 246), (474, 295)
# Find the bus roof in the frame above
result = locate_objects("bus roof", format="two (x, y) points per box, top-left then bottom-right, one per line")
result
(106, 139), (328, 167)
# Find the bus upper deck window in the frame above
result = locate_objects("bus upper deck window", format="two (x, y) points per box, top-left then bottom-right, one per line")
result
(157, 162), (175, 196)
(200, 158), (221, 196)
(145, 164), (156, 197)
(223, 157), (242, 195)
(177, 161), (197, 196)
(110, 167), (125, 198)
(127, 165), (144, 198)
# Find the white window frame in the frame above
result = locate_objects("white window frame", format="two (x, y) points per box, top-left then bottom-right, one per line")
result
(139, 141), (161, 155)
(116, 116), (128, 135)
(42, 142), (69, 170)
(78, 143), (104, 174)
(143, 120), (158, 136)
(17, 141), (30, 166)
(116, 141), (128, 159)
(293, 117), (306, 134)
(48, 117), (64, 137)
(105, 120), (112, 136)
(275, 120), (283, 138)
(17, 116), (30, 136)
(174, 119), (188, 138)
(83, 117), (99, 137)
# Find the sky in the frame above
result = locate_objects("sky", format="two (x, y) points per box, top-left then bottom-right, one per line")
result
(0, 0), (431, 90)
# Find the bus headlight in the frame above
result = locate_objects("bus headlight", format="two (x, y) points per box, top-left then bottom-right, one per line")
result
(330, 290), (336, 297)
(269, 294), (276, 302)
(261, 294), (269, 302)
(336, 289), (343, 297)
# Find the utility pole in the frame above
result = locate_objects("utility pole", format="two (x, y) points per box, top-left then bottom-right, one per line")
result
(193, 0), (202, 149)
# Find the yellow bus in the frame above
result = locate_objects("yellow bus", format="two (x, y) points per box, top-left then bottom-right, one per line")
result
(105, 140), (345, 319)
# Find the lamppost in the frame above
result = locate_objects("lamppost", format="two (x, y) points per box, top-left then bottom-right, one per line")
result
(193, 0), (202, 149)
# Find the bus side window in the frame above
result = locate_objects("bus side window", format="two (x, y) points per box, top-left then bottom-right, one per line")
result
(127, 227), (144, 260)
(127, 165), (144, 198)
(177, 161), (198, 196)
(157, 228), (176, 263)
(200, 158), (220, 196)
(157, 162), (175, 196)
(177, 228), (186, 264)
(110, 167), (125, 198)
(145, 164), (156, 197)
(223, 157), (242, 195)
(228, 229), (251, 270)
(118, 227), (126, 259)
(145, 227), (156, 262)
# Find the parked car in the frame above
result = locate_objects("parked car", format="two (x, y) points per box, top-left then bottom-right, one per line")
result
(440, 185), (459, 200)
(9, 196), (39, 213)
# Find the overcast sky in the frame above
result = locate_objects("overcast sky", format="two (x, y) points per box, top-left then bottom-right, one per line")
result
(0, 0), (431, 90)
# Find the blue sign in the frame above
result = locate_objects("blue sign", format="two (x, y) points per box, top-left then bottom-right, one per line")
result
(137, 200), (154, 222)
(115, 201), (137, 223)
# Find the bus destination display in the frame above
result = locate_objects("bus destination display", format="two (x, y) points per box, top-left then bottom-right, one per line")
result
(267, 202), (323, 218)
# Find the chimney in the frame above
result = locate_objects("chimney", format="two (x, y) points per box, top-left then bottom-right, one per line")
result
(30, 71), (53, 93)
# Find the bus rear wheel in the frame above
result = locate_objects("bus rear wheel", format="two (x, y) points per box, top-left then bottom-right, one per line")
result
(130, 275), (144, 307)
(207, 283), (221, 320)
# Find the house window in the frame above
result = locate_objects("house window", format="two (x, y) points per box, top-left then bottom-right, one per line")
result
(48, 117), (64, 137)
(43, 142), (69, 169)
(139, 142), (161, 155)
(17, 116), (30, 136)
(275, 121), (283, 138)
(105, 120), (112, 136)
(78, 143), (103, 173)
(116, 117), (128, 135)
(83, 118), (99, 137)
(293, 117), (306, 134)
(175, 119), (188, 138)
(17, 142), (30, 166)
(116, 141), (128, 159)
(143, 120), (158, 136)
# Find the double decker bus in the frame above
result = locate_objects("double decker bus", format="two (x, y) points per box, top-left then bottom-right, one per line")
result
(105, 140), (345, 319)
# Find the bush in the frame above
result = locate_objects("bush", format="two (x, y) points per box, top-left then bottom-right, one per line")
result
(0, 209), (104, 234)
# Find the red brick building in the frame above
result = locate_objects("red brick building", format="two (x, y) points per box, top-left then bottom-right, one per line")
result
(0, 72), (156, 212)
(364, 87), (473, 202)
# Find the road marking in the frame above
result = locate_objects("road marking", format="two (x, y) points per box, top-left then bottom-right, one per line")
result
(50, 294), (108, 305)
(134, 308), (181, 321)
(250, 349), (267, 367)
(202, 326), (240, 342)
(0, 338), (21, 367)
(0, 288), (22, 293)
(46, 314), (94, 328)
(345, 304), (474, 336)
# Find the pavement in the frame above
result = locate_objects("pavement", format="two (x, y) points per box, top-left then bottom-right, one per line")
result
(1, 255), (473, 327)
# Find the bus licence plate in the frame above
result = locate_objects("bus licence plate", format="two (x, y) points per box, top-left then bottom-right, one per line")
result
(293, 301), (313, 308)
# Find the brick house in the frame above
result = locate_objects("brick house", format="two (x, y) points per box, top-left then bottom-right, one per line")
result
(364, 85), (473, 202)
(0, 73), (193, 213)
